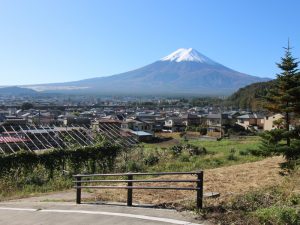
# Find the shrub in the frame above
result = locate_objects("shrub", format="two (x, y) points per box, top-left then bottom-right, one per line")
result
(199, 127), (207, 135)
(199, 177), (300, 225)
(231, 189), (282, 212)
(248, 148), (272, 157)
(144, 154), (159, 166)
(179, 154), (190, 162)
(227, 153), (238, 161)
(186, 126), (199, 132)
(127, 160), (143, 172)
(185, 144), (207, 156)
(170, 144), (207, 158)
(214, 158), (224, 166)
(254, 206), (300, 225)
(179, 132), (186, 138)
(228, 124), (253, 136)
(239, 149), (250, 156)
(170, 145), (183, 157)
(259, 128), (300, 170)
(0, 143), (121, 179)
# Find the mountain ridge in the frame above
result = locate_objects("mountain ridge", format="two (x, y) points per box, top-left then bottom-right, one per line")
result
(26, 48), (271, 95)
(0, 86), (38, 96)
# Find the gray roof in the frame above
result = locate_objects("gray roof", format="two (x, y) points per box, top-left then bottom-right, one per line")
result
(237, 113), (264, 119)
(130, 130), (153, 136)
(206, 114), (221, 119)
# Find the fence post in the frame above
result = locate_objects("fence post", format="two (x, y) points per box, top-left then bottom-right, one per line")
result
(76, 176), (82, 204)
(127, 174), (133, 206)
(196, 171), (203, 209)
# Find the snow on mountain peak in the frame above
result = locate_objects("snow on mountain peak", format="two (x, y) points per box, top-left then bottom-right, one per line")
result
(160, 48), (217, 64)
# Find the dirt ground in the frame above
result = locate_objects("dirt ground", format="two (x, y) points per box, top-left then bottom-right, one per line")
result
(93, 156), (286, 207)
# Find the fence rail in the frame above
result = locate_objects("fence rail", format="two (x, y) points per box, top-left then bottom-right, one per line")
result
(73, 171), (204, 209)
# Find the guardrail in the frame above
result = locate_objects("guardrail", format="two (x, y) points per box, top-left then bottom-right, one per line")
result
(73, 171), (204, 209)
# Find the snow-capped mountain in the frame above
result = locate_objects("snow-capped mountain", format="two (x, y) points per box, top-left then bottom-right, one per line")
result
(27, 48), (270, 95)
(161, 48), (217, 65)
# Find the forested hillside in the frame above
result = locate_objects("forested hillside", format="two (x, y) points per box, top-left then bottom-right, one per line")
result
(227, 80), (274, 111)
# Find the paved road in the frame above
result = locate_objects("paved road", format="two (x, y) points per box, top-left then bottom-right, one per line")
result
(0, 193), (206, 225)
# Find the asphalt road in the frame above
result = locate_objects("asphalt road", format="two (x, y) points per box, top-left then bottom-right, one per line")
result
(0, 201), (205, 225)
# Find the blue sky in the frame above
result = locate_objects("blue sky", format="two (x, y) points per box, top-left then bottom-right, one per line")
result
(0, 0), (299, 85)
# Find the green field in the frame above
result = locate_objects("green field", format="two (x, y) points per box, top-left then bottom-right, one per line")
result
(126, 135), (263, 172)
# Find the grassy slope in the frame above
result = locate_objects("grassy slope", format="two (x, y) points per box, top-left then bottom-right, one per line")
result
(93, 156), (299, 225)
(94, 156), (285, 206)
(2, 134), (297, 224)
(0, 135), (262, 201)
(140, 135), (262, 172)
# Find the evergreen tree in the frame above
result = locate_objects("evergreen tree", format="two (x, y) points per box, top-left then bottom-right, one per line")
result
(265, 42), (300, 146)
(261, 42), (300, 169)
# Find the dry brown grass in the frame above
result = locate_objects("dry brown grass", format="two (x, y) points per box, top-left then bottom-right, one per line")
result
(156, 132), (181, 139)
(92, 156), (285, 208)
(153, 138), (181, 148)
(207, 131), (221, 137)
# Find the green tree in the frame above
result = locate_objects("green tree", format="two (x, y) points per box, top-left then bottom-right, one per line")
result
(21, 102), (34, 110)
(261, 43), (300, 168)
(265, 43), (300, 146)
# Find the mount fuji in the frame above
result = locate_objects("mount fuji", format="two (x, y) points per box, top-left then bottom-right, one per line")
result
(28, 48), (270, 95)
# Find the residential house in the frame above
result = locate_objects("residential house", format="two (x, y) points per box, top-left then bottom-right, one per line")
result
(1, 116), (27, 126)
(181, 113), (201, 127)
(152, 118), (166, 132)
(236, 113), (264, 130)
(204, 113), (233, 133)
(63, 115), (91, 126)
(263, 113), (284, 131)
(163, 117), (186, 132)
(129, 130), (153, 142)
(121, 119), (153, 133)
(92, 118), (122, 130)
(28, 112), (56, 125)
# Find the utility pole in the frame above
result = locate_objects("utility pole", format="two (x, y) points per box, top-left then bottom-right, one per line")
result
(220, 112), (222, 139)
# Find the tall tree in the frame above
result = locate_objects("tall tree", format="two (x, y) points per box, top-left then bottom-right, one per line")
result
(265, 42), (300, 146)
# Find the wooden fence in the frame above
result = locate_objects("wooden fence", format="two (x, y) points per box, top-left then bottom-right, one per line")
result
(73, 171), (204, 209)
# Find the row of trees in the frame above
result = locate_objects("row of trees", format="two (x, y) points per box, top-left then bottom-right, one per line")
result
(261, 42), (300, 169)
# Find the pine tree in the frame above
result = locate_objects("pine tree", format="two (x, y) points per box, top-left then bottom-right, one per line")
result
(265, 42), (300, 146)
(261, 42), (300, 169)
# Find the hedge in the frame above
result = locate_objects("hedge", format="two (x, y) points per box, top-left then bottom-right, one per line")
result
(0, 143), (121, 179)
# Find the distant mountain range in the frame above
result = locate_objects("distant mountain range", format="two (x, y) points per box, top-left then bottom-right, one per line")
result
(0, 86), (38, 96)
(24, 48), (270, 96)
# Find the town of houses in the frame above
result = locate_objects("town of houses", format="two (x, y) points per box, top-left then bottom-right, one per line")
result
(0, 95), (286, 154)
